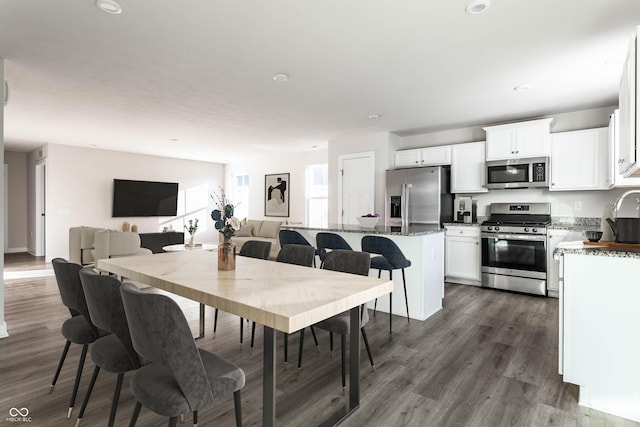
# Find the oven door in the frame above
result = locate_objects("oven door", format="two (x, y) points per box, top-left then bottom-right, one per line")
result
(481, 232), (547, 278)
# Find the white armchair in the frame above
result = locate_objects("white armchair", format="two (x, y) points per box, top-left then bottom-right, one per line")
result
(94, 230), (152, 262)
(69, 226), (151, 266)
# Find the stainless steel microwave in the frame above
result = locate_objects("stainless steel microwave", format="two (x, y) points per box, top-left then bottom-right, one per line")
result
(485, 157), (549, 189)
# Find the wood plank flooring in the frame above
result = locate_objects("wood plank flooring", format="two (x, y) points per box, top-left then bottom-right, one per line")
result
(1, 252), (638, 427)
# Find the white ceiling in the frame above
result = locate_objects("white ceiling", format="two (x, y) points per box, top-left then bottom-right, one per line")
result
(1, 0), (639, 163)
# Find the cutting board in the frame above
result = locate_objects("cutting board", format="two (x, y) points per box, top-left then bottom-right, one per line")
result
(583, 241), (640, 249)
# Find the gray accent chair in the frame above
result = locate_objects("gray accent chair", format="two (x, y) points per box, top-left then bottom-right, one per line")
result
(50, 258), (104, 419)
(298, 250), (375, 387)
(120, 283), (245, 427)
(75, 268), (142, 427)
(213, 240), (272, 343)
(361, 235), (412, 334)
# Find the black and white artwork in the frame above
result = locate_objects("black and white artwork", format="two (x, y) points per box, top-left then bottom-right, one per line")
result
(265, 173), (289, 217)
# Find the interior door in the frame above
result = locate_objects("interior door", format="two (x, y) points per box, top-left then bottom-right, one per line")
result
(338, 152), (375, 225)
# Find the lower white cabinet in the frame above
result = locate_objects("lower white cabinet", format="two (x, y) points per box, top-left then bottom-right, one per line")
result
(445, 225), (481, 285)
(547, 229), (584, 297)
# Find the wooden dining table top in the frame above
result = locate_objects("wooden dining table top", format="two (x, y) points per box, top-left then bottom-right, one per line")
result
(97, 250), (393, 334)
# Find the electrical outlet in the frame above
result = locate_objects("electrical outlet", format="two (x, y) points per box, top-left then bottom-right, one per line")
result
(574, 201), (582, 211)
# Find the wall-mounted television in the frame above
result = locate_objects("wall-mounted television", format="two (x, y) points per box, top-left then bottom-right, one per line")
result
(112, 179), (179, 217)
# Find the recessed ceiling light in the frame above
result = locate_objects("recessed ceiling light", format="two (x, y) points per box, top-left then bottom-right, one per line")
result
(368, 114), (382, 120)
(272, 73), (289, 82)
(96, 0), (123, 15)
(466, 0), (491, 14)
(514, 84), (532, 92)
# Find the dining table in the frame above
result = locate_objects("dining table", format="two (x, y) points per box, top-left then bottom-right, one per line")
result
(97, 250), (393, 426)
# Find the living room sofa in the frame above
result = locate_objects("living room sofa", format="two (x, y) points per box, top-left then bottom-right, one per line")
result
(220, 219), (283, 260)
(69, 226), (151, 265)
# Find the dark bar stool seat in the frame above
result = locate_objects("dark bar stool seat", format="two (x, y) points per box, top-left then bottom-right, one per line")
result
(315, 232), (353, 268)
(361, 235), (411, 334)
(278, 229), (318, 267)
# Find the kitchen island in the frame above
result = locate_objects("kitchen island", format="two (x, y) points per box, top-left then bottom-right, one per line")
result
(282, 223), (444, 321)
(555, 242), (640, 423)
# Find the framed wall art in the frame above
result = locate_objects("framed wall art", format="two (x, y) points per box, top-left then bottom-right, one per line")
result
(265, 173), (290, 217)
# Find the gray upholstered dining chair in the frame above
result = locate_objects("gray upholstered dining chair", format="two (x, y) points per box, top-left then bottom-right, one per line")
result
(361, 235), (412, 334)
(75, 268), (142, 427)
(213, 240), (272, 345)
(278, 229), (318, 267)
(315, 232), (353, 268)
(274, 244), (320, 363)
(50, 258), (104, 419)
(298, 250), (375, 386)
(120, 282), (245, 427)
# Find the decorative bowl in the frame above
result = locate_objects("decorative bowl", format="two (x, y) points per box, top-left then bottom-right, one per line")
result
(585, 230), (603, 242)
(356, 216), (380, 228)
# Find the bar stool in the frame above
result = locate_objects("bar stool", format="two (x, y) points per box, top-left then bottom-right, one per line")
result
(315, 232), (353, 268)
(278, 229), (318, 267)
(361, 235), (411, 334)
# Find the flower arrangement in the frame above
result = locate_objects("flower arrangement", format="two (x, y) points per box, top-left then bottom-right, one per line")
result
(211, 188), (240, 242)
(184, 218), (199, 236)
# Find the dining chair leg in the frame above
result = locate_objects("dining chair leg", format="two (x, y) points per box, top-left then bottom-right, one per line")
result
(389, 271), (393, 335)
(213, 308), (219, 337)
(250, 322), (256, 348)
(168, 416), (178, 427)
(50, 340), (71, 393)
(310, 326), (320, 352)
(107, 372), (125, 427)
(373, 270), (382, 315)
(402, 268), (410, 323)
(239, 317), (244, 344)
(233, 390), (242, 427)
(329, 332), (334, 356)
(75, 365), (100, 426)
(192, 410), (198, 427)
(341, 334), (346, 388)
(68, 344), (89, 418)
(297, 328), (305, 369)
(361, 328), (375, 371)
(128, 401), (142, 427)
(284, 333), (288, 363)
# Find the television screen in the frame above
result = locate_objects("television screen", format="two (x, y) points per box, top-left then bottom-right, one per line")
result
(112, 179), (179, 217)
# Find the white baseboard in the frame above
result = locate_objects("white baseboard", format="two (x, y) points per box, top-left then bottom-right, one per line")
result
(5, 247), (28, 254)
(0, 321), (8, 339)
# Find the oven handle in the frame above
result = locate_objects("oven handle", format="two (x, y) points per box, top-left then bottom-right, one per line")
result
(481, 233), (546, 242)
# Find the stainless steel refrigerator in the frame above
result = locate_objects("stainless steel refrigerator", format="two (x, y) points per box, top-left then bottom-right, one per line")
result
(385, 166), (453, 227)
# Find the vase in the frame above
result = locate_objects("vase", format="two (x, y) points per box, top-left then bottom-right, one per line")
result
(188, 236), (195, 248)
(218, 240), (236, 270)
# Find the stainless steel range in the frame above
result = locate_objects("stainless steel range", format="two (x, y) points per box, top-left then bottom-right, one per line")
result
(481, 202), (551, 296)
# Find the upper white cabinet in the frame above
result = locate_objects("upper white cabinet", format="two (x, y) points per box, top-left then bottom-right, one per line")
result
(617, 26), (640, 178)
(550, 128), (610, 191)
(451, 141), (488, 193)
(609, 109), (640, 187)
(483, 118), (554, 161)
(394, 146), (451, 168)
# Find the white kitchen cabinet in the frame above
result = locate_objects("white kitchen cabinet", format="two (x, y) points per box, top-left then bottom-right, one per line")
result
(484, 118), (554, 160)
(609, 109), (640, 187)
(445, 225), (481, 285)
(451, 141), (488, 193)
(547, 229), (585, 297)
(618, 28), (637, 176)
(395, 146), (451, 168)
(550, 128), (610, 191)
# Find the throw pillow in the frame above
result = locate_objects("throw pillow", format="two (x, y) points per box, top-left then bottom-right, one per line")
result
(235, 223), (253, 237)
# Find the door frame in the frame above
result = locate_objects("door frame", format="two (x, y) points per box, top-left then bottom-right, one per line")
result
(35, 159), (46, 257)
(337, 151), (375, 226)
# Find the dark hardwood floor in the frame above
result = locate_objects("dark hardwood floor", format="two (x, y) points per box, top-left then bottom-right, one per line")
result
(1, 252), (637, 426)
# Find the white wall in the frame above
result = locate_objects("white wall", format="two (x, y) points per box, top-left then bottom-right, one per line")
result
(38, 144), (224, 261)
(4, 151), (27, 252)
(327, 131), (395, 224)
(1, 57), (7, 338)
(224, 149), (328, 222)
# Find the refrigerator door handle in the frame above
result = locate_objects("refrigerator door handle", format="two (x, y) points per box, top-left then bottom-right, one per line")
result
(403, 183), (411, 228)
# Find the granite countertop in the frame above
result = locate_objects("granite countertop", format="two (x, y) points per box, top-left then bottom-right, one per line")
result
(282, 223), (444, 237)
(554, 241), (640, 259)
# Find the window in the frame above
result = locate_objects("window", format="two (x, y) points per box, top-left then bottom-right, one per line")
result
(233, 174), (249, 220)
(305, 164), (328, 227)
